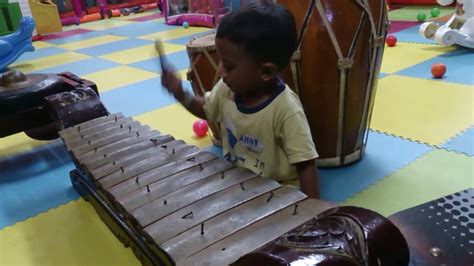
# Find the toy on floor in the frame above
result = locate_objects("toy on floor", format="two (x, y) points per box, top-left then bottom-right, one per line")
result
(431, 7), (441, 17)
(420, 0), (474, 48)
(431, 62), (447, 78)
(193, 119), (208, 137)
(0, 16), (35, 72)
(106, 3), (157, 18)
(418, 12), (427, 21)
(119, 5), (145, 16)
(386, 35), (398, 46)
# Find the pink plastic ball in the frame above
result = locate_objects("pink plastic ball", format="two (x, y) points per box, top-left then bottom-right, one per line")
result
(193, 119), (209, 137)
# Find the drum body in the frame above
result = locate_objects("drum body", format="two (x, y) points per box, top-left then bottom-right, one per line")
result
(277, 0), (389, 167)
(186, 32), (222, 145)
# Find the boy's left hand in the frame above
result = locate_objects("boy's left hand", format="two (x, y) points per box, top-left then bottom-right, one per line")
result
(295, 159), (321, 199)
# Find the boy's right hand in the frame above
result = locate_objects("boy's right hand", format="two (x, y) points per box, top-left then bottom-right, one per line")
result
(161, 66), (185, 101)
(155, 40), (184, 100)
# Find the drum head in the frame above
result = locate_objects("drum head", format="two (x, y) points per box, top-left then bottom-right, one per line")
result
(187, 32), (217, 51)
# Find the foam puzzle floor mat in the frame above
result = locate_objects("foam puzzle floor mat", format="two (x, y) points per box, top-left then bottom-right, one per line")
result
(0, 5), (472, 265)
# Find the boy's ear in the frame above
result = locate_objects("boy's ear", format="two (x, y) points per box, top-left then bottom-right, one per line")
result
(260, 62), (278, 81)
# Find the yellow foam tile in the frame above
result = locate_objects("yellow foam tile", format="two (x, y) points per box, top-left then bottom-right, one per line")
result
(57, 35), (128, 50)
(134, 104), (213, 148)
(10, 52), (90, 73)
(0, 133), (49, 158)
(370, 75), (474, 145)
(178, 69), (189, 80)
(33, 41), (53, 49)
(380, 42), (453, 74)
(100, 42), (185, 64)
(0, 199), (139, 266)
(344, 149), (473, 217)
(81, 65), (158, 93)
(78, 19), (135, 31)
(139, 27), (211, 42)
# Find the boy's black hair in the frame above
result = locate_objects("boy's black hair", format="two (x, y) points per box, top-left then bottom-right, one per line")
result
(216, 1), (297, 71)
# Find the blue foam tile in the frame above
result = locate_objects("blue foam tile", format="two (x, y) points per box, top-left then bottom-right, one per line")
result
(396, 47), (474, 85)
(44, 31), (107, 45)
(34, 58), (120, 76)
(202, 144), (224, 158)
(166, 30), (213, 46)
(379, 72), (389, 79)
(130, 50), (190, 73)
(100, 77), (194, 117)
(0, 140), (78, 229)
(16, 47), (68, 63)
(442, 127), (474, 156)
(104, 20), (180, 37)
(318, 130), (433, 202)
(76, 38), (153, 57)
(393, 24), (437, 44)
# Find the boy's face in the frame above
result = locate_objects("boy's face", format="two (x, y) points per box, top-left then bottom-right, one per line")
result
(215, 37), (264, 95)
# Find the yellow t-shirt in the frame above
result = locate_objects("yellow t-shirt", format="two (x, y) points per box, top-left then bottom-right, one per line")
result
(203, 79), (318, 182)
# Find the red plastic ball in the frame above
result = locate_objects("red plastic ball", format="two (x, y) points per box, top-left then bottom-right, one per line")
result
(386, 35), (397, 47)
(193, 119), (209, 137)
(431, 63), (446, 78)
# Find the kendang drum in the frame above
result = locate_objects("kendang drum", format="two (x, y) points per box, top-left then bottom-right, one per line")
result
(277, 0), (389, 167)
(186, 32), (222, 146)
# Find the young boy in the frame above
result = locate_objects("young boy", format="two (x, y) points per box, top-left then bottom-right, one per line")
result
(159, 1), (321, 198)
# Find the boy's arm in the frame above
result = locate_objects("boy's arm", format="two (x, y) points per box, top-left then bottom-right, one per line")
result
(156, 39), (206, 119)
(161, 68), (207, 119)
(295, 159), (321, 199)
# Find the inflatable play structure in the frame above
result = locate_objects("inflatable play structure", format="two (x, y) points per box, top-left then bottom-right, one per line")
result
(420, 0), (474, 48)
(0, 16), (35, 72)
(163, 0), (238, 27)
(53, 0), (158, 25)
(54, 0), (81, 25)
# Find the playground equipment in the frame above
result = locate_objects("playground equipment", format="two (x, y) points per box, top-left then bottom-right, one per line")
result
(28, 0), (62, 34)
(0, 0), (22, 36)
(0, 16), (35, 72)
(419, 0), (474, 48)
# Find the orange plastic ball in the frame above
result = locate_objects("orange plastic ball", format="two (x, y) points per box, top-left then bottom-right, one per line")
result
(431, 63), (446, 78)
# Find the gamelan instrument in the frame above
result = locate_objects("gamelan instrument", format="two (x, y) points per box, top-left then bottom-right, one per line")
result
(62, 113), (409, 265)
